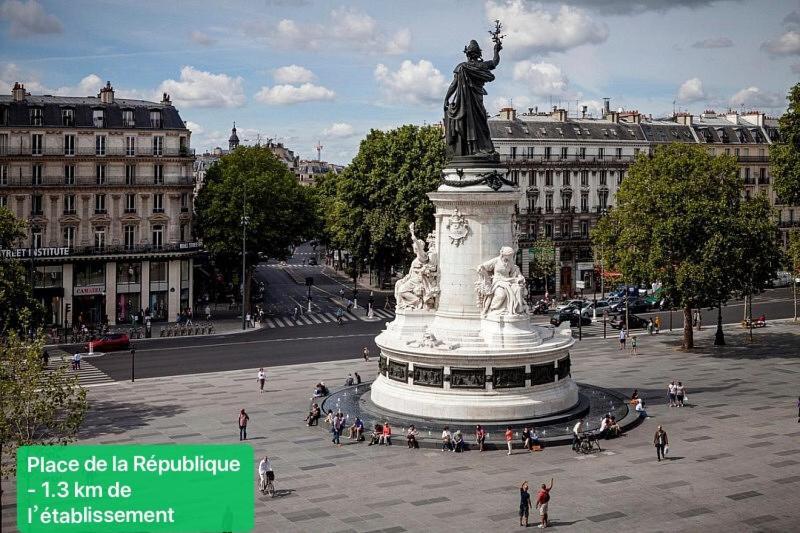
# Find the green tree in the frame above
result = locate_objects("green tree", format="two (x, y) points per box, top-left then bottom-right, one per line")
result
(0, 332), (88, 478)
(316, 125), (445, 285)
(789, 230), (800, 275)
(194, 146), (318, 308)
(770, 83), (800, 205)
(0, 207), (43, 334)
(592, 144), (778, 349)
(528, 237), (556, 290)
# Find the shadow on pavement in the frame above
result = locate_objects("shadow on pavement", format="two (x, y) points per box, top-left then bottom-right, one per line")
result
(78, 399), (187, 439)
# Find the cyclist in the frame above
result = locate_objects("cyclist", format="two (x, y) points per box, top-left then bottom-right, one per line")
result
(258, 455), (274, 492)
(335, 307), (344, 325)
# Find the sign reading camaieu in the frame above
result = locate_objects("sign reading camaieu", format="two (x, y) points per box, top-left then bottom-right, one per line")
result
(0, 247), (71, 259)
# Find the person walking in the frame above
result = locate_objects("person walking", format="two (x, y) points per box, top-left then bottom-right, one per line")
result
(238, 409), (249, 441)
(631, 335), (638, 356)
(475, 425), (486, 452)
(618, 327), (627, 350)
(676, 382), (686, 407)
(257, 368), (266, 394)
(362, 346), (370, 362)
(654, 315), (661, 334)
(654, 425), (669, 461)
(205, 304), (211, 321)
(519, 481), (532, 528)
(73, 351), (82, 371)
(354, 372), (362, 385)
(535, 478), (554, 529)
(571, 419), (583, 451)
(668, 381), (677, 407)
(505, 426), (514, 455)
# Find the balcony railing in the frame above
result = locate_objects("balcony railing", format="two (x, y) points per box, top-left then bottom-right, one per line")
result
(66, 242), (202, 256)
(737, 156), (769, 163)
(1, 175), (193, 187)
(758, 177), (770, 185)
(0, 146), (195, 158)
(505, 155), (636, 165)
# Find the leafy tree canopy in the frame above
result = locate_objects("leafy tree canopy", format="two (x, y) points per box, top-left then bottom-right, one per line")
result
(313, 125), (445, 280)
(0, 207), (44, 334)
(771, 83), (800, 205)
(592, 143), (779, 348)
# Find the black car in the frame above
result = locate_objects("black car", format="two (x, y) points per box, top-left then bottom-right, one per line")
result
(610, 314), (649, 330)
(550, 310), (592, 327)
(610, 298), (649, 314)
(308, 257), (318, 265)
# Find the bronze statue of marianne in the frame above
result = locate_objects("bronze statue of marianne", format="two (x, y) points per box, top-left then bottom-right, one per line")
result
(444, 22), (504, 163)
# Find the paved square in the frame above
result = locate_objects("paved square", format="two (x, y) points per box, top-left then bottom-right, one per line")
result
(3, 322), (800, 532)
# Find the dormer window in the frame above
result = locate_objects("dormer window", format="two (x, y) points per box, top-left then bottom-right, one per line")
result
(61, 108), (74, 127)
(150, 110), (162, 128)
(122, 109), (135, 128)
(30, 108), (43, 126)
(93, 109), (104, 128)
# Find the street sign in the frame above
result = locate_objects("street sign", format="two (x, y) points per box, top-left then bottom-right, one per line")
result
(576, 280), (585, 289)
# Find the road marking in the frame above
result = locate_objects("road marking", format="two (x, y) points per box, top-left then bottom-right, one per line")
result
(132, 333), (377, 353)
(308, 314), (323, 324)
(300, 316), (313, 325)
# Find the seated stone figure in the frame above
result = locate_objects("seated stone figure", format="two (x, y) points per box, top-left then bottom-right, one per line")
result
(476, 246), (527, 317)
(395, 223), (439, 310)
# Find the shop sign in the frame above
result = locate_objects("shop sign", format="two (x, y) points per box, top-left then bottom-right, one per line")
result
(576, 262), (595, 271)
(0, 247), (71, 259)
(74, 286), (105, 296)
(178, 242), (201, 250)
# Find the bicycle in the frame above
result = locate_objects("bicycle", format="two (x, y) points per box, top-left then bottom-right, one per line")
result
(576, 433), (603, 454)
(258, 472), (275, 497)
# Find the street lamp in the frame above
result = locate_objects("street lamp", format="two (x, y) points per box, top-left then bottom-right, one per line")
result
(241, 189), (250, 331)
(130, 345), (136, 383)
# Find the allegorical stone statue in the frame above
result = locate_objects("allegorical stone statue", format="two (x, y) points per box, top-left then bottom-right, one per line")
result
(476, 246), (527, 317)
(395, 223), (440, 310)
(443, 21), (504, 162)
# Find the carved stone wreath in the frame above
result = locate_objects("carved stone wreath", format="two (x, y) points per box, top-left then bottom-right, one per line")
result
(442, 169), (515, 191)
(446, 208), (469, 246)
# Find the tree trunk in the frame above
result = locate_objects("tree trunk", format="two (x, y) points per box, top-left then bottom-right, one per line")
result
(682, 305), (694, 349)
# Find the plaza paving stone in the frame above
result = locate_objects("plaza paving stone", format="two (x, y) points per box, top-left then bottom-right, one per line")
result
(3, 321), (800, 532)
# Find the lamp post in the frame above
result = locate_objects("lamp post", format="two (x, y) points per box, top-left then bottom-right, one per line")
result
(130, 345), (135, 383)
(241, 189), (249, 331)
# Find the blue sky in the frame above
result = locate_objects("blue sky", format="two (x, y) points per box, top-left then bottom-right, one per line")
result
(0, 0), (798, 163)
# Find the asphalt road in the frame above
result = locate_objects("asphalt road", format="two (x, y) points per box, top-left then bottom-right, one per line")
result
(91, 286), (798, 382)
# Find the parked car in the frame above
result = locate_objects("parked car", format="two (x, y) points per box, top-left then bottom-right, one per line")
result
(84, 333), (130, 352)
(610, 314), (649, 330)
(555, 299), (588, 312)
(551, 310), (592, 327)
(581, 300), (612, 317)
(610, 298), (649, 314)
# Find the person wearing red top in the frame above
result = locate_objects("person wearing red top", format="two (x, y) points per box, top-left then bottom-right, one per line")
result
(536, 478), (554, 529)
(379, 422), (392, 445)
(505, 426), (513, 455)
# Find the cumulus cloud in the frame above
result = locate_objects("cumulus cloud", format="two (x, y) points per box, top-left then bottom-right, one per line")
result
(250, 7), (409, 55)
(273, 65), (315, 84)
(691, 37), (733, 49)
(512, 60), (568, 96)
(491, 95), (532, 114)
(677, 77), (706, 103)
(0, 62), (47, 92)
(374, 60), (447, 105)
(189, 30), (216, 46)
(529, 0), (741, 14)
(730, 86), (784, 109)
(485, 0), (608, 57)
(185, 121), (204, 135)
(783, 10), (800, 29)
(322, 122), (356, 138)
(254, 83), (335, 105)
(762, 30), (800, 56)
(0, 0), (62, 37)
(51, 74), (104, 96)
(157, 66), (245, 108)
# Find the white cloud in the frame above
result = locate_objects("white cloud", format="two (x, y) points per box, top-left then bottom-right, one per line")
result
(491, 95), (532, 114)
(677, 77), (706, 103)
(691, 37), (733, 48)
(761, 30), (800, 56)
(729, 86), (784, 109)
(256, 7), (409, 55)
(374, 60), (447, 105)
(0, 0), (62, 38)
(254, 83), (335, 105)
(189, 30), (216, 46)
(185, 121), (204, 135)
(273, 65), (315, 84)
(157, 66), (245, 108)
(322, 122), (356, 138)
(51, 74), (103, 96)
(578, 99), (605, 117)
(0, 62), (47, 92)
(512, 60), (568, 96)
(485, 0), (608, 57)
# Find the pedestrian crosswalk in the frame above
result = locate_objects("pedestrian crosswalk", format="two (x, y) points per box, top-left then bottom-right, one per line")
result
(47, 351), (114, 386)
(262, 308), (395, 328)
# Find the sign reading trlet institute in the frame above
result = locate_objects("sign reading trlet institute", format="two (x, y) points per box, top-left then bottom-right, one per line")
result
(0, 247), (71, 259)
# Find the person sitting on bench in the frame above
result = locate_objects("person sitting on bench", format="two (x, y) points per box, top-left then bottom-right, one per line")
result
(348, 417), (364, 440)
(368, 424), (383, 446)
(305, 403), (321, 426)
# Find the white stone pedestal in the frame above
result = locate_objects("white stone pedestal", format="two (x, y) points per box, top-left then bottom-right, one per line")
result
(372, 166), (579, 421)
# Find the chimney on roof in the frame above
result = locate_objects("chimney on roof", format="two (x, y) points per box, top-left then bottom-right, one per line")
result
(674, 112), (693, 126)
(620, 110), (641, 124)
(551, 107), (567, 122)
(161, 92), (172, 105)
(528, 107), (534, 115)
(740, 111), (764, 127)
(500, 107), (516, 120)
(99, 81), (114, 104)
(581, 105), (588, 118)
(603, 97), (610, 117)
(12, 82), (26, 102)
(608, 111), (619, 124)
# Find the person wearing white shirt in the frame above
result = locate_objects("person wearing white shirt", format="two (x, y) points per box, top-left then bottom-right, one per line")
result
(635, 398), (649, 418)
(258, 456), (273, 489)
(571, 419), (583, 450)
(257, 368), (266, 393)
(668, 381), (677, 407)
(441, 427), (453, 452)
